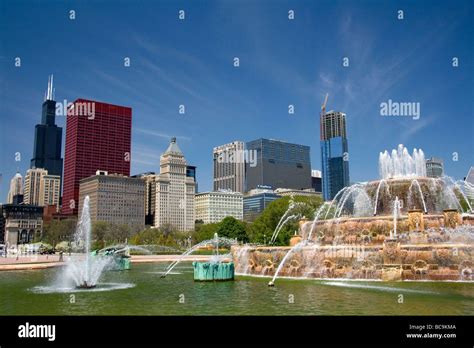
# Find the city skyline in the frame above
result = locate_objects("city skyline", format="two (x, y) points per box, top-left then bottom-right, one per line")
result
(1, 0), (473, 202)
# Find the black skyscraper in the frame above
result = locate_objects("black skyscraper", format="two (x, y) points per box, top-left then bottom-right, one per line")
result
(245, 138), (311, 191)
(30, 75), (63, 179)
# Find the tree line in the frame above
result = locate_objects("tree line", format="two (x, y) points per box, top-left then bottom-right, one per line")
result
(39, 195), (323, 250)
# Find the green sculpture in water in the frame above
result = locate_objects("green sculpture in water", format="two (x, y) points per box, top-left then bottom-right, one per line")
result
(193, 262), (234, 281)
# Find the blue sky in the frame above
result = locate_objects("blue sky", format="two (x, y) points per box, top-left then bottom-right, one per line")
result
(0, 0), (473, 202)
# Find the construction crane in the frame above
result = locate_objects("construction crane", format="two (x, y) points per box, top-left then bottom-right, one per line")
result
(320, 93), (329, 140)
(321, 93), (328, 115)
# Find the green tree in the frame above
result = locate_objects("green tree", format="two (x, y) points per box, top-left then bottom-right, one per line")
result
(194, 223), (219, 243)
(160, 223), (175, 237)
(42, 219), (77, 248)
(115, 224), (132, 243)
(92, 221), (110, 249)
(215, 216), (249, 242)
(248, 195), (323, 245)
(129, 227), (158, 245)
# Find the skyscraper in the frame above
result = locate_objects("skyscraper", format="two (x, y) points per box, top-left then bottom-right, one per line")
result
(320, 95), (350, 200)
(30, 75), (63, 180)
(426, 157), (444, 178)
(213, 141), (245, 193)
(62, 99), (132, 215)
(155, 137), (195, 231)
(24, 168), (46, 206)
(24, 168), (60, 207)
(245, 138), (311, 191)
(7, 172), (23, 204)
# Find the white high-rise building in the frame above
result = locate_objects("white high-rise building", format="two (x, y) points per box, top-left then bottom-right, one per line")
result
(155, 137), (196, 231)
(7, 172), (23, 203)
(195, 190), (243, 224)
(24, 168), (60, 207)
(213, 141), (245, 193)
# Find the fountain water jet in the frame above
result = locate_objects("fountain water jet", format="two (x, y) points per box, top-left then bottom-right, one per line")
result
(66, 196), (112, 289)
(267, 240), (309, 286)
(379, 144), (426, 179)
(373, 179), (390, 216)
(269, 214), (300, 245)
(307, 202), (331, 241)
(161, 234), (238, 278)
(269, 198), (307, 245)
(408, 179), (427, 213)
(391, 196), (402, 239)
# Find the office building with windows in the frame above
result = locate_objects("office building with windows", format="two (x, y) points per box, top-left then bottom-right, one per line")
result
(195, 190), (243, 224)
(24, 168), (60, 208)
(78, 171), (145, 230)
(243, 186), (281, 222)
(320, 107), (350, 200)
(132, 172), (157, 226)
(62, 99), (132, 215)
(311, 169), (322, 193)
(426, 157), (444, 178)
(154, 138), (196, 231)
(0, 204), (44, 247)
(245, 138), (311, 191)
(213, 141), (245, 193)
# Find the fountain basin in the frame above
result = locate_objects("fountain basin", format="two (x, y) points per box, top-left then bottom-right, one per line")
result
(232, 241), (473, 281)
(301, 213), (474, 244)
(77, 283), (97, 289)
(192, 261), (235, 281)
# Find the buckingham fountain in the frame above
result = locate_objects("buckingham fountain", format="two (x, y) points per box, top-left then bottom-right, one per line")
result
(233, 145), (474, 284)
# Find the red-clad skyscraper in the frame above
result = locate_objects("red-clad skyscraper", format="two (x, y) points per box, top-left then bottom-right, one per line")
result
(62, 99), (132, 215)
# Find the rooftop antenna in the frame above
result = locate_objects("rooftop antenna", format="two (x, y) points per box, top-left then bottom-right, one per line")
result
(45, 74), (54, 101)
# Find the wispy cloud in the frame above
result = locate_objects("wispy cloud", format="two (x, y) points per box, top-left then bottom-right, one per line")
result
(398, 115), (436, 143)
(134, 127), (191, 141)
(131, 144), (161, 169)
(319, 73), (335, 89)
(132, 158), (156, 166)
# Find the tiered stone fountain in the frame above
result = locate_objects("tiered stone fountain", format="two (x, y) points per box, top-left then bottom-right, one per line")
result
(233, 145), (474, 283)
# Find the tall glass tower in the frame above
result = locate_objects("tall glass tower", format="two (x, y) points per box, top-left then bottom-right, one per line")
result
(320, 97), (350, 201)
(30, 75), (63, 180)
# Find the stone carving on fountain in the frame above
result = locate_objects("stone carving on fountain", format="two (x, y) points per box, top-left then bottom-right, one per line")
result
(233, 145), (474, 282)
